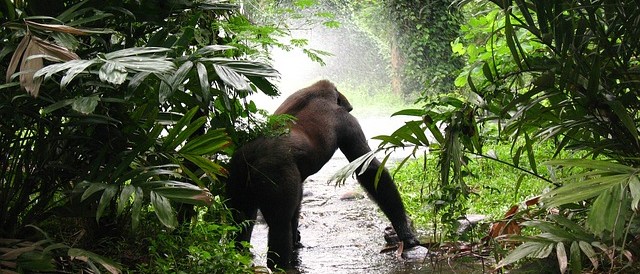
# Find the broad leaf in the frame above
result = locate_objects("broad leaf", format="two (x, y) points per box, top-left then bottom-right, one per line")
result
(99, 61), (127, 85)
(150, 191), (178, 229)
(68, 248), (121, 274)
(497, 241), (554, 268)
(71, 96), (100, 114)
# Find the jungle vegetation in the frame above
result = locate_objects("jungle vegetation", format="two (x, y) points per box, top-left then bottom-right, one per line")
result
(1, 0), (639, 273)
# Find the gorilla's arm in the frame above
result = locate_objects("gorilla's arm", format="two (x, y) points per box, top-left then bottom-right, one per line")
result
(337, 114), (419, 247)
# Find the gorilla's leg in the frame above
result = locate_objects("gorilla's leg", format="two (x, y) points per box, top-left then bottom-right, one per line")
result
(257, 167), (302, 269)
(264, 215), (293, 269)
(292, 185), (303, 248)
(261, 195), (300, 269)
(226, 187), (258, 249)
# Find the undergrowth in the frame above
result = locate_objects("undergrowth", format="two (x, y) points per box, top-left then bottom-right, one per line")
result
(131, 206), (253, 274)
(392, 141), (555, 240)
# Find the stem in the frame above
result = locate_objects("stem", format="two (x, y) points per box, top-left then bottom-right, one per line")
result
(466, 150), (558, 186)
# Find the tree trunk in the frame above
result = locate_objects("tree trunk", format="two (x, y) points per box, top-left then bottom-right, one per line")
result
(390, 38), (404, 97)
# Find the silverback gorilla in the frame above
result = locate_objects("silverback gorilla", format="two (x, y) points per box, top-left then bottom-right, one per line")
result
(226, 80), (419, 269)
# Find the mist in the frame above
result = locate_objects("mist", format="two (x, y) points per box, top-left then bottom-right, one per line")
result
(251, 11), (393, 113)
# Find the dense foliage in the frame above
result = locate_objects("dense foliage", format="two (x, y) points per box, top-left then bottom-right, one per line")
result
(385, 0), (640, 272)
(386, 0), (465, 98)
(339, 0), (640, 272)
(1, 0), (280, 272)
(4, 0), (640, 272)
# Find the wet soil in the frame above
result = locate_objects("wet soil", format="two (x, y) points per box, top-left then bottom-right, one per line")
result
(248, 117), (488, 273)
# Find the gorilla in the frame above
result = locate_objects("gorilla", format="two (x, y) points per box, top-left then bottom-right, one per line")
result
(226, 80), (419, 269)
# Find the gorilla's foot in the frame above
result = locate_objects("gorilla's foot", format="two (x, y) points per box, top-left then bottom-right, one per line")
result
(383, 226), (420, 249)
(402, 236), (421, 249)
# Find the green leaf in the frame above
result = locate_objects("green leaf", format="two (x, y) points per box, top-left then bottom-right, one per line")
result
(17, 251), (55, 271)
(524, 132), (537, 174)
(372, 135), (404, 147)
(427, 124), (445, 144)
(329, 150), (377, 186)
(497, 241), (553, 268)
(153, 184), (212, 206)
(103, 47), (170, 59)
(43, 243), (69, 254)
(578, 241), (599, 269)
(162, 107), (200, 150)
(182, 154), (226, 179)
(117, 184), (135, 216)
(201, 57), (278, 78)
(521, 220), (573, 241)
(128, 71), (151, 90)
(179, 129), (229, 155)
(392, 109), (425, 117)
(405, 120), (430, 146)
(542, 174), (631, 208)
(629, 175), (640, 211)
(547, 215), (593, 241)
(171, 116), (207, 150)
(247, 75), (278, 96)
(158, 61), (192, 102)
(131, 187), (143, 230)
(213, 64), (250, 91)
(607, 99), (639, 146)
(99, 61), (127, 85)
(42, 99), (74, 114)
(96, 185), (117, 223)
(71, 95), (99, 114)
(570, 241), (582, 274)
(195, 45), (236, 55)
(482, 62), (493, 82)
(68, 248), (122, 274)
(544, 159), (637, 174)
(504, 13), (523, 70)
(172, 61), (193, 89)
(587, 185), (624, 235)
(60, 59), (96, 87)
(114, 56), (175, 74)
(34, 59), (81, 80)
(150, 191), (177, 229)
(81, 182), (107, 201)
(374, 153), (391, 189)
(196, 62), (210, 103)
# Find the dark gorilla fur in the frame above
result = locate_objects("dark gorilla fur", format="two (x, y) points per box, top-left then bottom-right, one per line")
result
(226, 80), (419, 269)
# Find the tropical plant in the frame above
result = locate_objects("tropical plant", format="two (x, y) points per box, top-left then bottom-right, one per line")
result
(0, 225), (121, 273)
(446, 0), (640, 272)
(1, 0), (281, 270)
